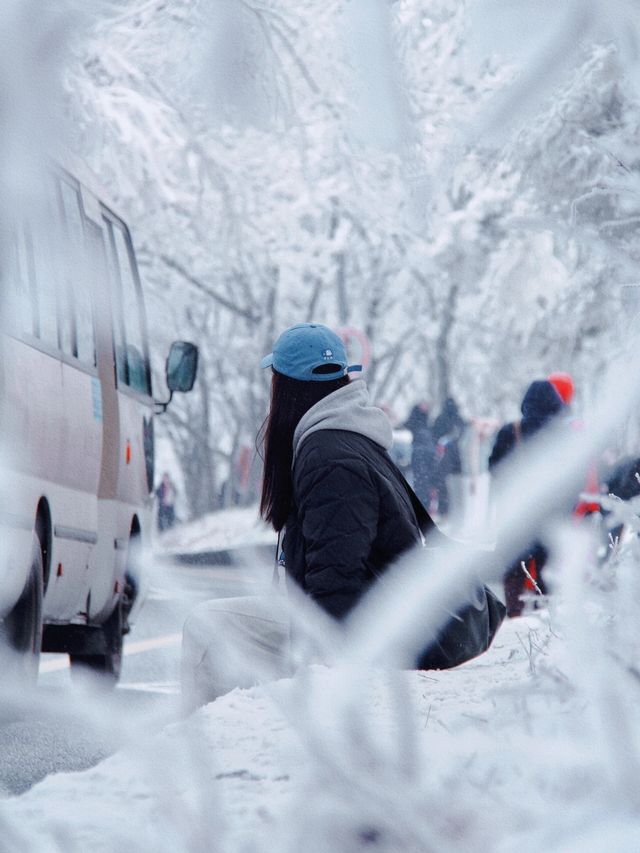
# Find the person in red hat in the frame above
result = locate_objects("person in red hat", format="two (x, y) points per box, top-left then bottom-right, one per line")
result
(489, 380), (566, 616)
(547, 372), (601, 517)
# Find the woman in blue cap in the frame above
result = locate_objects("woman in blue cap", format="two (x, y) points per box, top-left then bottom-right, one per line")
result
(259, 322), (438, 619)
(181, 323), (503, 710)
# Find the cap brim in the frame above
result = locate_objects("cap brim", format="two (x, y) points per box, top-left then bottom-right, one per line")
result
(260, 354), (274, 369)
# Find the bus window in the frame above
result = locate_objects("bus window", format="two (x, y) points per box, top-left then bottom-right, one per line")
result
(106, 219), (150, 396)
(58, 178), (96, 365)
(3, 226), (35, 336)
(50, 186), (74, 358)
(30, 223), (59, 349)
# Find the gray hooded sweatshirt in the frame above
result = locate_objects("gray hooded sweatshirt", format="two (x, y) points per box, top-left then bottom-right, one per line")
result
(292, 380), (393, 464)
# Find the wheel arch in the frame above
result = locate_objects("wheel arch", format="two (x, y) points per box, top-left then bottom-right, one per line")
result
(129, 513), (141, 540)
(121, 513), (143, 633)
(35, 498), (52, 594)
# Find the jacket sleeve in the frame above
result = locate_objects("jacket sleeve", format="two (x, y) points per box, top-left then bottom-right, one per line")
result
(294, 458), (380, 620)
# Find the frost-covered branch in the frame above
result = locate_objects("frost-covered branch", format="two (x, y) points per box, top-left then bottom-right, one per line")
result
(159, 255), (260, 323)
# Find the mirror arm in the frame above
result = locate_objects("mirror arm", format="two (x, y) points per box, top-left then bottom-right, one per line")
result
(154, 390), (174, 415)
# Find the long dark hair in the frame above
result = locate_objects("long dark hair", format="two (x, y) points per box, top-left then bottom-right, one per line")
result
(258, 369), (349, 531)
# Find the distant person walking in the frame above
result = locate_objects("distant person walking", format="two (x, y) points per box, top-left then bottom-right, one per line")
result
(433, 397), (466, 516)
(433, 397), (465, 443)
(489, 380), (566, 616)
(155, 472), (177, 532)
(402, 403), (437, 510)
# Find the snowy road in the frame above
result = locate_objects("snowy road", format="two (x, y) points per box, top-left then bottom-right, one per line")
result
(0, 558), (271, 796)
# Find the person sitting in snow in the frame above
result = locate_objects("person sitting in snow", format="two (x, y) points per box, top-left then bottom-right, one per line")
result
(181, 324), (504, 710)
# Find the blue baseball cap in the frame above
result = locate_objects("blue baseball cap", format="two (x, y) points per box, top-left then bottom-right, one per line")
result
(261, 323), (362, 382)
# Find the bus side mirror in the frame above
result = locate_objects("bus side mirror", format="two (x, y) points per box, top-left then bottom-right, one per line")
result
(155, 341), (198, 414)
(166, 341), (198, 393)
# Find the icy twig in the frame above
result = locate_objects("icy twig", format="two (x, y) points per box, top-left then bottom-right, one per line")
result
(520, 560), (543, 596)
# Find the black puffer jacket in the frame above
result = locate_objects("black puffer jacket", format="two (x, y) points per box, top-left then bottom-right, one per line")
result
(282, 382), (504, 665)
(284, 429), (429, 620)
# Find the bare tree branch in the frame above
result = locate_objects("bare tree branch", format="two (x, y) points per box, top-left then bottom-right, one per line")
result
(160, 254), (260, 322)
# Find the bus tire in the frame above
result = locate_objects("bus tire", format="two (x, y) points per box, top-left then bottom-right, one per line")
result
(0, 534), (43, 684)
(69, 598), (123, 687)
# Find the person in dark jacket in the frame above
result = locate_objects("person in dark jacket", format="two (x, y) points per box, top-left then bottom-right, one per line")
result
(433, 397), (465, 442)
(489, 380), (566, 616)
(489, 380), (565, 468)
(260, 325), (502, 637)
(259, 325), (436, 620)
(547, 371), (602, 517)
(432, 397), (465, 515)
(181, 324), (504, 709)
(402, 403), (437, 511)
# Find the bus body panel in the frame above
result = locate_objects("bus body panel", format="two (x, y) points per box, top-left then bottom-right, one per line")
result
(87, 496), (151, 623)
(1, 336), (98, 622)
(2, 469), (93, 622)
(59, 361), (102, 495)
(4, 338), (65, 486)
(87, 500), (123, 623)
(43, 537), (92, 623)
(116, 392), (154, 507)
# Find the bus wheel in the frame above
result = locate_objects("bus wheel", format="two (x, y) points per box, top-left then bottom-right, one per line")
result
(69, 598), (123, 687)
(0, 534), (43, 684)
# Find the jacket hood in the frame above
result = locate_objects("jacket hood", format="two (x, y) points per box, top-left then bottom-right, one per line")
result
(520, 380), (564, 435)
(404, 403), (430, 434)
(442, 397), (459, 417)
(293, 380), (393, 462)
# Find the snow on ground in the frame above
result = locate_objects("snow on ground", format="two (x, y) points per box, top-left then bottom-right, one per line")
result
(6, 610), (640, 851)
(155, 505), (276, 556)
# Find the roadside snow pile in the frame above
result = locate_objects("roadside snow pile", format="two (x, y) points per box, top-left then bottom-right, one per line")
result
(156, 505), (276, 557)
(7, 604), (640, 852)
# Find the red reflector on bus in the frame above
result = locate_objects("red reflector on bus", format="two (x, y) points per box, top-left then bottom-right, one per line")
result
(57, 563), (63, 577)
(125, 441), (132, 465)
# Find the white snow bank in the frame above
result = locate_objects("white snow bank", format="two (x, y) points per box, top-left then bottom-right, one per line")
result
(155, 505), (276, 557)
(7, 612), (640, 852)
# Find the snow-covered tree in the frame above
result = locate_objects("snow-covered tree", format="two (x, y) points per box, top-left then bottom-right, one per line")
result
(62, 0), (640, 516)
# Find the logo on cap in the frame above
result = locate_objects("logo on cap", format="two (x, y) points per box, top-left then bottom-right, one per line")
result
(322, 349), (334, 359)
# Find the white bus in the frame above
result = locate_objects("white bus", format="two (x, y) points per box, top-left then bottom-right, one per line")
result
(0, 157), (197, 683)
